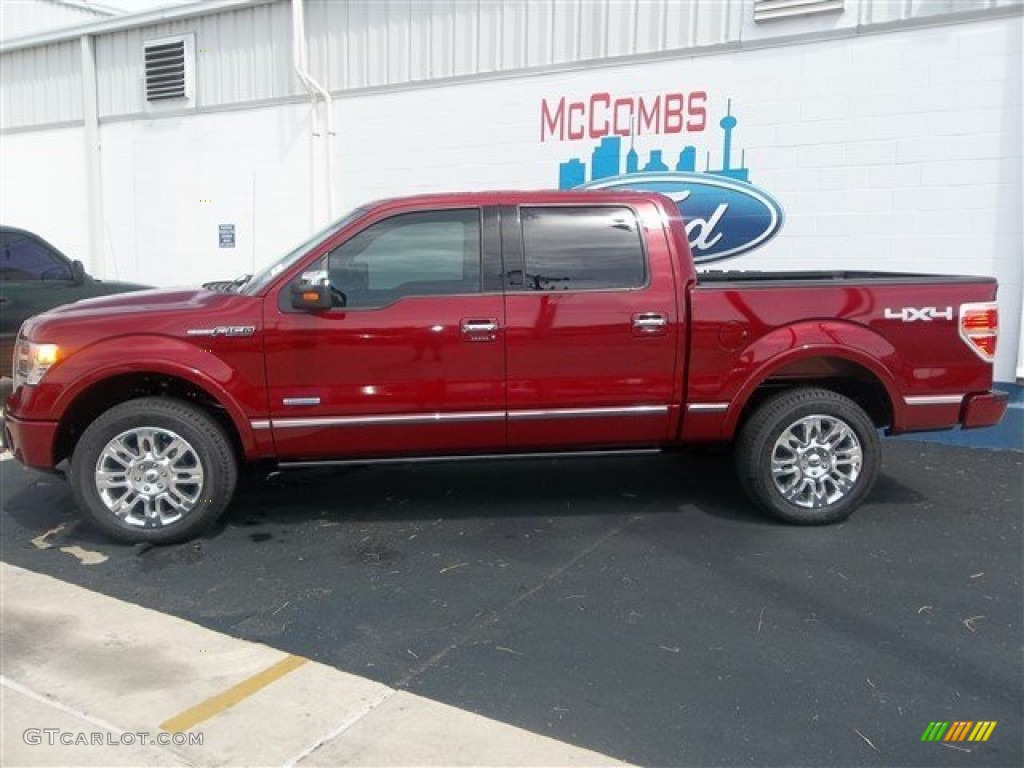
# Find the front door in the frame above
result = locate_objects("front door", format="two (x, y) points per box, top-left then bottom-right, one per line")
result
(503, 203), (680, 449)
(263, 207), (506, 460)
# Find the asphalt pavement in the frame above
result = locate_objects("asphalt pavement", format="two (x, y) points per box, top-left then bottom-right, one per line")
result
(1, 440), (1021, 767)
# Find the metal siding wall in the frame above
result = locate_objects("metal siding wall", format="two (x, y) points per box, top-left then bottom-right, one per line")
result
(95, 3), (297, 120)
(4, 0), (1022, 129)
(476, 0), (503, 73)
(197, 5), (293, 106)
(0, 40), (81, 130)
(96, 21), (193, 118)
(452, 1), (477, 75)
(0, 0), (757, 128)
(304, 0), (738, 91)
(0, 0), (110, 42)
(863, 0), (1017, 24)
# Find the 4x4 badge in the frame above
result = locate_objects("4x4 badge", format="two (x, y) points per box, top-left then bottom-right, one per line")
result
(884, 306), (953, 323)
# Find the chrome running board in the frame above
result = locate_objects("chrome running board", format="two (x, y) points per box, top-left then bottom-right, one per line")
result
(278, 447), (662, 469)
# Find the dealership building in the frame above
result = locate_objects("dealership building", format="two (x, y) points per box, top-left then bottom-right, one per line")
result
(1, 0), (1021, 380)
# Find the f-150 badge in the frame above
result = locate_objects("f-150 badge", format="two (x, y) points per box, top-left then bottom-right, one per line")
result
(884, 307), (953, 322)
(186, 326), (256, 337)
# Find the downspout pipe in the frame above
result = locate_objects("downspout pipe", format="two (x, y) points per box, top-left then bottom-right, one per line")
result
(80, 34), (106, 276)
(291, 0), (335, 226)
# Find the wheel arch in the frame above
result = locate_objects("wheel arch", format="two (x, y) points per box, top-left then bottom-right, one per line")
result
(725, 347), (900, 439)
(53, 369), (254, 466)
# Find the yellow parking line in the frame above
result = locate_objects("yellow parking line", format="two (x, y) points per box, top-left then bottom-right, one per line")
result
(160, 654), (308, 733)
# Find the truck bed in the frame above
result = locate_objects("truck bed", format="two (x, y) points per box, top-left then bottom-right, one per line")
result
(696, 270), (995, 288)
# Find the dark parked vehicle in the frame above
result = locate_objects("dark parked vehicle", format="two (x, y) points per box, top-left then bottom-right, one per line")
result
(0, 226), (149, 368)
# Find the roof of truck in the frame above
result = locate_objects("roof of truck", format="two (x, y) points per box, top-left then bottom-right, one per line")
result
(363, 189), (674, 210)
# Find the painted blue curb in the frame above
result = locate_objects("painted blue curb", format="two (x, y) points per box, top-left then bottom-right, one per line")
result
(891, 382), (1023, 452)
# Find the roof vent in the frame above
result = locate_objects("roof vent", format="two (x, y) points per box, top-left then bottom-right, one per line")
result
(144, 34), (193, 102)
(754, 0), (844, 22)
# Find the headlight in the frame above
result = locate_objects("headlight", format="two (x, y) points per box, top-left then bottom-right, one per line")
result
(13, 341), (61, 389)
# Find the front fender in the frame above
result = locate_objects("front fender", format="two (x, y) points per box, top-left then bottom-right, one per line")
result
(19, 335), (268, 459)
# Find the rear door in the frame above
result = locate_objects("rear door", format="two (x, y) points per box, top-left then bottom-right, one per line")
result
(502, 203), (680, 449)
(263, 206), (507, 460)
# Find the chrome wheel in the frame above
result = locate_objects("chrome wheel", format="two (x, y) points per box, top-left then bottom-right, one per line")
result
(770, 414), (863, 509)
(94, 427), (205, 528)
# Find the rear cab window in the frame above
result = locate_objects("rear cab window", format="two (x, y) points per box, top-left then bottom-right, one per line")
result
(518, 206), (646, 292)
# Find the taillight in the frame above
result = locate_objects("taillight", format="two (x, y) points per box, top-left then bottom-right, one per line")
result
(959, 302), (999, 362)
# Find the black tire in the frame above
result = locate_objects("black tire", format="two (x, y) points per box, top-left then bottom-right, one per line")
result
(735, 388), (880, 525)
(70, 397), (238, 544)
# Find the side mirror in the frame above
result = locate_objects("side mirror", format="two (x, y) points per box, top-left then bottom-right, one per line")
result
(290, 282), (332, 311)
(70, 260), (86, 284)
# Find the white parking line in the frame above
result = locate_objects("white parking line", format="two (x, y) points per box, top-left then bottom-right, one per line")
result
(281, 689), (396, 768)
(2, 675), (134, 739)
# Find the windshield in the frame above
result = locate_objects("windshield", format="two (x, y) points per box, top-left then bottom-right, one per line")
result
(241, 208), (367, 295)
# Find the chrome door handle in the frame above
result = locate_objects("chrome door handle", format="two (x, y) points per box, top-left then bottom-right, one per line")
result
(461, 318), (499, 341)
(632, 312), (668, 336)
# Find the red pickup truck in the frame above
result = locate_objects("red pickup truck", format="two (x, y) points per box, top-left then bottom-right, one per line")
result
(3, 191), (1007, 543)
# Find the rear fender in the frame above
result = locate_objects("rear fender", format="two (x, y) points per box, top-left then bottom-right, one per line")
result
(722, 321), (903, 436)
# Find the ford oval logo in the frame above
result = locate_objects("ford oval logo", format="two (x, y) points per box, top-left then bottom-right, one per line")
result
(581, 172), (784, 264)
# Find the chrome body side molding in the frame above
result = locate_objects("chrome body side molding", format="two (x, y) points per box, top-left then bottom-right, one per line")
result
(686, 403), (730, 413)
(256, 405), (672, 430)
(904, 395), (965, 406)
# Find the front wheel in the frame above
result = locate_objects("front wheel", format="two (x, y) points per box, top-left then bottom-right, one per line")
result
(70, 397), (238, 544)
(736, 388), (880, 525)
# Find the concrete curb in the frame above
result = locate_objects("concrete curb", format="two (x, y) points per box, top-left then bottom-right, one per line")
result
(1, 562), (627, 767)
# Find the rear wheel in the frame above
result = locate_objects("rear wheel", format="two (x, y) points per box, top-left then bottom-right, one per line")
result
(736, 388), (880, 524)
(70, 397), (238, 544)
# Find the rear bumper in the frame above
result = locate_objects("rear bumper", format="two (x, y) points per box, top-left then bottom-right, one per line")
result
(2, 411), (58, 469)
(893, 389), (1009, 434)
(961, 390), (1008, 430)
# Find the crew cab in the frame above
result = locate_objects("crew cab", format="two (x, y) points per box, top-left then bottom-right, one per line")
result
(2, 191), (1007, 543)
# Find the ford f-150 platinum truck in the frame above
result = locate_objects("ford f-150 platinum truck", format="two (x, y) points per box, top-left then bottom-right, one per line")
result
(2, 191), (1008, 543)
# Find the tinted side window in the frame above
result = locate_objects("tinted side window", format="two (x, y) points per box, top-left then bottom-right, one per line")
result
(322, 209), (481, 309)
(519, 206), (645, 292)
(0, 232), (70, 282)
